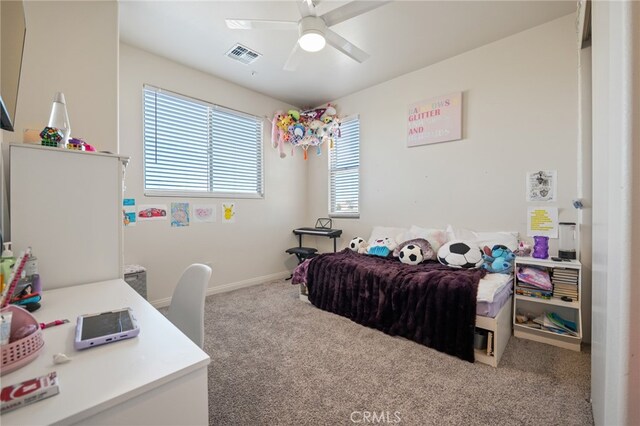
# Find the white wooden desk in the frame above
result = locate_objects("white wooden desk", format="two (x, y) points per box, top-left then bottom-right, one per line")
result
(0, 279), (210, 425)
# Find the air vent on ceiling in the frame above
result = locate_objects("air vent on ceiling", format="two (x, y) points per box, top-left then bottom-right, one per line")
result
(225, 43), (262, 65)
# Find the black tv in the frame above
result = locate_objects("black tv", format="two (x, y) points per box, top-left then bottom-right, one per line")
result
(1, 0), (27, 132)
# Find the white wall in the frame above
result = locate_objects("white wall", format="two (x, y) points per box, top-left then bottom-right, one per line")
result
(119, 43), (306, 304)
(591, 1), (640, 424)
(307, 14), (579, 253)
(5, 0), (119, 153)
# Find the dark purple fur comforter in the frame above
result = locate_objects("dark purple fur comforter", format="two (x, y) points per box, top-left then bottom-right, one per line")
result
(306, 249), (486, 362)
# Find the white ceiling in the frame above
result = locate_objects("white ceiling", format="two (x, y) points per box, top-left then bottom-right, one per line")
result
(119, 0), (576, 108)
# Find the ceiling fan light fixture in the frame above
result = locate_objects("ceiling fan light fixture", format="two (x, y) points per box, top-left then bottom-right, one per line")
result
(298, 16), (327, 53)
(299, 31), (325, 52)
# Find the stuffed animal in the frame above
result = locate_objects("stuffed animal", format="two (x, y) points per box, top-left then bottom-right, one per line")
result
(367, 237), (397, 257)
(271, 111), (287, 158)
(398, 244), (424, 265)
(393, 238), (435, 260)
(482, 244), (516, 273)
(348, 237), (368, 254)
(438, 240), (484, 269)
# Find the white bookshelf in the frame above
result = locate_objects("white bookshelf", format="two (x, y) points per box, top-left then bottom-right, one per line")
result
(512, 257), (582, 351)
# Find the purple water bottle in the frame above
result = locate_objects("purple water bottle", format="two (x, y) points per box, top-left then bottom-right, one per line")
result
(532, 236), (549, 259)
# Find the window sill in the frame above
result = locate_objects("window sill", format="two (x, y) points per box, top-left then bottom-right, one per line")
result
(144, 190), (263, 199)
(329, 213), (360, 219)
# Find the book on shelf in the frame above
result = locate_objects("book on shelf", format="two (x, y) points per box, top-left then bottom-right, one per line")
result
(516, 287), (552, 299)
(554, 282), (578, 288)
(517, 282), (553, 291)
(553, 288), (578, 295)
(553, 268), (578, 275)
(1, 372), (59, 413)
(516, 265), (552, 290)
(553, 270), (579, 275)
(552, 293), (578, 299)
(553, 279), (578, 284)
(516, 319), (542, 329)
(547, 312), (577, 332)
(552, 285), (578, 299)
(531, 312), (578, 337)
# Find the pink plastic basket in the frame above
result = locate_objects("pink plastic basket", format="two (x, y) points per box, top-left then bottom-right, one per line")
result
(1, 305), (45, 376)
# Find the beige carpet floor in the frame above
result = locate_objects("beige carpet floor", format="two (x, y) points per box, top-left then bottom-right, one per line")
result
(200, 279), (593, 425)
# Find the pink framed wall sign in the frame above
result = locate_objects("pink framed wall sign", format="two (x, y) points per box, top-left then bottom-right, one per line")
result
(407, 92), (462, 147)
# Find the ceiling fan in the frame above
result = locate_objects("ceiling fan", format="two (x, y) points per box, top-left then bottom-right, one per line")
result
(225, 0), (392, 71)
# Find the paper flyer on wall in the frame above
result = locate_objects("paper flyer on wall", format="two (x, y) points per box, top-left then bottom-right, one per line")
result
(137, 204), (168, 221)
(123, 198), (136, 226)
(170, 202), (190, 227)
(526, 170), (557, 202)
(221, 203), (236, 223)
(527, 206), (558, 238)
(193, 204), (216, 223)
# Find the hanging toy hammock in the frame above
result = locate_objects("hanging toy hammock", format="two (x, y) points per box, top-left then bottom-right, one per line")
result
(269, 104), (341, 160)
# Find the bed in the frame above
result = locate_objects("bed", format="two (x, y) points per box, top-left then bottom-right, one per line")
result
(293, 249), (512, 367)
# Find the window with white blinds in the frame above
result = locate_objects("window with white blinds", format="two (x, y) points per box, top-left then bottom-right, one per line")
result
(329, 116), (360, 217)
(143, 85), (263, 198)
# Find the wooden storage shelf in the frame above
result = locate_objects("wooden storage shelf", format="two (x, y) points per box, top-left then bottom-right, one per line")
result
(513, 257), (582, 351)
(474, 295), (512, 367)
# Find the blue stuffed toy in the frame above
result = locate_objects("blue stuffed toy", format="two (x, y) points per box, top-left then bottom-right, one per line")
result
(482, 244), (516, 273)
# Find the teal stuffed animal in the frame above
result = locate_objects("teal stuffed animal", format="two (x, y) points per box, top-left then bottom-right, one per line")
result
(482, 245), (516, 273)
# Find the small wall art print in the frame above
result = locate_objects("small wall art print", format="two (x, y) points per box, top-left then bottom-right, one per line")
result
(138, 204), (168, 221)
(527, 206), (558, 238)
(407, 92), (462, 147)
(193, 204), (216, 223)
(221, 203), (236, 224)
(526, 170), (557, 202)
(171, 202), (190, 227)
(123, 198), (136, 227)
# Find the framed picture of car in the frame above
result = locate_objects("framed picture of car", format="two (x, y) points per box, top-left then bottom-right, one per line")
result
(137, 204), (168, 221)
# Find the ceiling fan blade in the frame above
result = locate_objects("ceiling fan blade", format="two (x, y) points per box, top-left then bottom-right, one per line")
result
(283, 43), (305, 71)
(324, 29), (370, 63)
(297, 0), (316, 18)
(225, 19), (298, 30)
(321, 1), (392, 27)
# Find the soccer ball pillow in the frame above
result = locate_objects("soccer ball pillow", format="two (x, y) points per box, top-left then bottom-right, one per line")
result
(437, 240), (484, 269)
(393, 238), (435, 260)
(398, 244), (424, 265)
(348, 237), (368, 254)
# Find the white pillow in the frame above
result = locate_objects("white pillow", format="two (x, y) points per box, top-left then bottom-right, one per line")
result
(407, 225), (448, 253)
(367, 226), (408, 246)
(445, 225), (518, 251)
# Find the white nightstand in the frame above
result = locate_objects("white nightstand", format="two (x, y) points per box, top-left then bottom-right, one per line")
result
(512, 257), (582, 351)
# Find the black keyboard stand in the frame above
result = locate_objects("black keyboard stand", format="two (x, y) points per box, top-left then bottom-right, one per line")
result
(285, 226), (342, 280)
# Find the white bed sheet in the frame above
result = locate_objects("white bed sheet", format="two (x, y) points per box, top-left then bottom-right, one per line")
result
(477, 273), (512, 302)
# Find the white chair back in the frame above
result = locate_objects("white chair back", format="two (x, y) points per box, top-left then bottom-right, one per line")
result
(167, 263), (212, 348)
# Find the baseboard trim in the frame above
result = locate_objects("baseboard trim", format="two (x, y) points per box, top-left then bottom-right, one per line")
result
(150, 270), (291, 308)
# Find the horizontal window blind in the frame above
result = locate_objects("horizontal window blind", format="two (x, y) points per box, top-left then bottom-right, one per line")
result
(143, 85), (263, 197)
(329, 116), (359, 217)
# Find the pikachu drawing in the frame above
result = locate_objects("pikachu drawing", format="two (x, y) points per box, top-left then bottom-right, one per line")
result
(223, 204), (235, 222)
